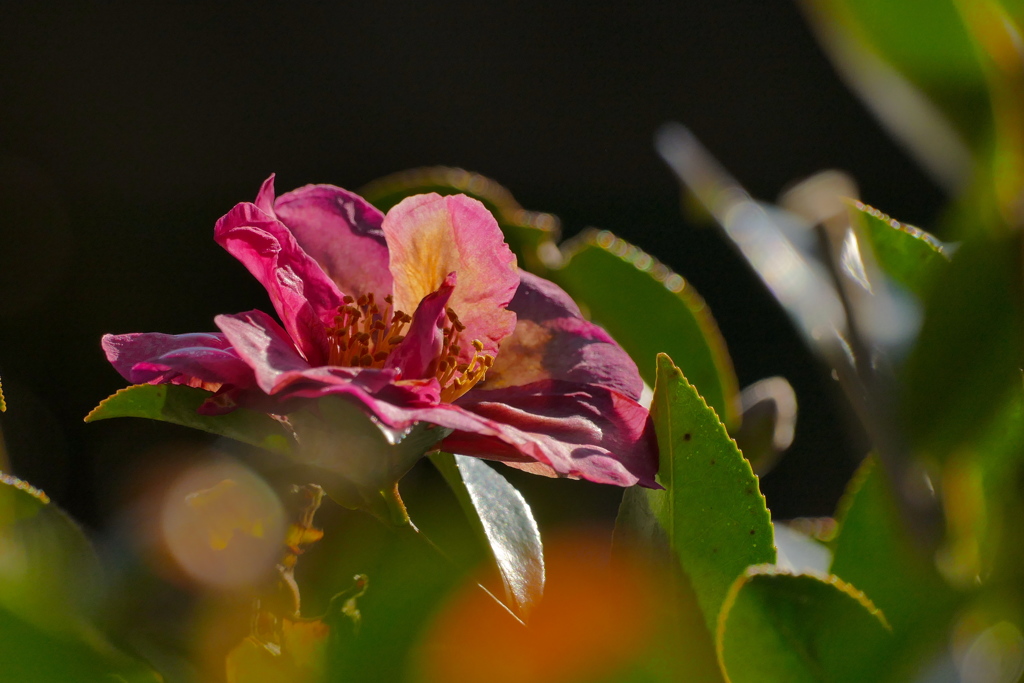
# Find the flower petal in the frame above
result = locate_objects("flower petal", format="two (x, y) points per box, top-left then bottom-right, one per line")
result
(215, 202), (343, 365)
(101, 332), (254, 389)
(386, 272), (455, 380)
(271, 182), (393, 298)
(483, 271), (644, 401)
(215, 310), (438, 411)
(363, 380), (658, 487)
(383, 194), (518, 361)
(215, 310), (315, 394)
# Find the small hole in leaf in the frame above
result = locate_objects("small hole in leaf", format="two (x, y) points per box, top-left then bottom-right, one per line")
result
(683, 433), (692, 441)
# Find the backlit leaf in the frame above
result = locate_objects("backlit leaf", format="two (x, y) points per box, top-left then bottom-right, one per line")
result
(85, 384), (296, 455)
(717, 566), (890, 683)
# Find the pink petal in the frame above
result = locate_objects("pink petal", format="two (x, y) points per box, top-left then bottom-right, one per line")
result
(383, 194), (518, 362)
(369, 380), (659, 487)
(215, 202), (344, 365)
(483, 271), (644, 401)
(215, 310), (438, 412)
(271, 182), (393, 299)
(215, 310), (315, 394)
(386, 272), (455, 380)
(101, 332), (255, 389)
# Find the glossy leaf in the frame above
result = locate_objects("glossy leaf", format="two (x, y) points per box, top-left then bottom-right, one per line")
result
(431, 452), (544, 620)
(359, 166), (561, 274)
(901, 233), (1024, 455)
(829, 458), (961, 682)
(85, 384), (296, 455)
(551, 232), (739, 427)
(850, 201), (951, 298)
(717, 566), (890, 683)
(633, 353), (774, 631)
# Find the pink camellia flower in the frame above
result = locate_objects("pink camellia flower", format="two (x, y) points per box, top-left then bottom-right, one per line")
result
(102, 177), (657, 488)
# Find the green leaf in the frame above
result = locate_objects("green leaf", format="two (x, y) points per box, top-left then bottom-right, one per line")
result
(850, 201), (951, 299)
(637, 353), (774, 630)
(0, 474), (163, 680)
(717, 566), (891, 683)
(550, 233), (739, 428)
(829, 458), (961, 682)
(431, 452), (544, 620)
(85, 384), (296, 455)
(0, 472), (102, 634)
(803, 0), (990, 160)
(901, 233), (1024, 455)
(359, 166), (560, 274)
(0, 605), (160, 683)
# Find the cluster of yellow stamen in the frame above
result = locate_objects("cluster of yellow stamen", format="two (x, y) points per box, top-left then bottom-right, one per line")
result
(436, 308), (494, 403)
(326, 293), (411, 368)
(325, 293), (494, 402)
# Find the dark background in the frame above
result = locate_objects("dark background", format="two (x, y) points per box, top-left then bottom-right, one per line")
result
(0, 1), (945, 531)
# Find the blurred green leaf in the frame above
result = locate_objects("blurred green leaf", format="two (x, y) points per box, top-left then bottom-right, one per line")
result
(829, 458), (961, 682)
(0, 475), (160, 682)
(802, 0), (990, 157)
(627, 354), (773, 631)
(551, 232), (739, 428)
(85, 384), (296, 455)
(901, 233), (1024, 455)
(850, 201), (951, 298)
(359, 166), (560, 273)
(0, 472), (101, 633)
(0, 605), (158, 683)
(430, 452), (544, 620)
(717, 566), (891, 683)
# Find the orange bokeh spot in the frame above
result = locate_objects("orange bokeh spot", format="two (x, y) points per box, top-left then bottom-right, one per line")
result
(415, 532), (663, 683)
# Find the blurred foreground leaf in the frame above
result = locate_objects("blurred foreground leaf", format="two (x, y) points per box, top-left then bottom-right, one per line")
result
(717, 566), (890, 683)
(86, 384), (296, 455)
(801, 0), (988, 186)
(829, 458), (961, 681)
(901, 233), (1023, 455)
(551, 232), (739, 427)
(0, 472), (101, 633)
(431, 452), (544, 621)
(0, 474), (160, 682)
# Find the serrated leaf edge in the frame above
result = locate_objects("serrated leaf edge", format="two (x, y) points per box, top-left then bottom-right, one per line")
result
(84, 384), (163, 422)
(715, 563), (892, 683)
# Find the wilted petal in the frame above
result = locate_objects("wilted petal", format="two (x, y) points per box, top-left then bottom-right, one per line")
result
(215, 202), (343, 364)
(483, 271), (643, 401)
(384, 194), (518, 361)
(101, 332), (254, 389)
(386, 273), (455, 380)
(272, 182), (393, 298)
(374, 380), (658, 487)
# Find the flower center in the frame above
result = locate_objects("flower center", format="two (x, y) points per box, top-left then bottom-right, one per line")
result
(325, 293), (494, 403)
